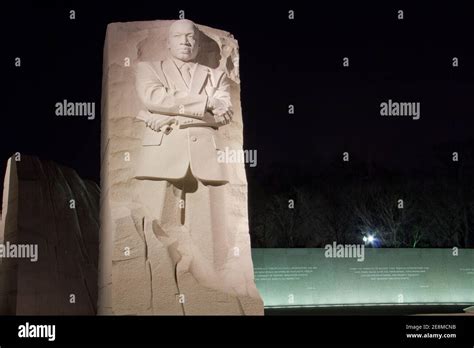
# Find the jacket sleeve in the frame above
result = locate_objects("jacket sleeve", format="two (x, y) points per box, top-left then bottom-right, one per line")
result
(211, 70), (232, 112)
(135, 61), (208, 118)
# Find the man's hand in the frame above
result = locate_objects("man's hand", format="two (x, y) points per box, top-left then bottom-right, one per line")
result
(145, 114), (177, 132)
(207, 97), (233, 125)
(213, 107), (233, 125)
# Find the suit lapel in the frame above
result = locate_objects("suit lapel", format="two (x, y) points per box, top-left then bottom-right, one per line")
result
(152, 61), (169, 88)
(162, 58), (188, 91)
(189, 64), (209, 95)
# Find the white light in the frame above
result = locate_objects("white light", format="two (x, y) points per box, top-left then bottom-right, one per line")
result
(367, 235), (375, 243)
(362, 236), (367, 242)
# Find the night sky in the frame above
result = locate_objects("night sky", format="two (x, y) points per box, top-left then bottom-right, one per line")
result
(3, 1), (473, 184)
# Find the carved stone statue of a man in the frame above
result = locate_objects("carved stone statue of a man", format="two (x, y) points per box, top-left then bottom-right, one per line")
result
(135, 19), (233, 181)
(132, 19), (262, 314)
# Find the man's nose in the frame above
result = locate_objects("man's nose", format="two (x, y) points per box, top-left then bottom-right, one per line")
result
(180, 37), (191, 45)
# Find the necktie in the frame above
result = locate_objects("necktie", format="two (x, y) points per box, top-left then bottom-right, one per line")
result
(181, 63), (192, 86)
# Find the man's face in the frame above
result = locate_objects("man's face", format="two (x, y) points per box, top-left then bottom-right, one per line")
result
(168, 20), (199, 62)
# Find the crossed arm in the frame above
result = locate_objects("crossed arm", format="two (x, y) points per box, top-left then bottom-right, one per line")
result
(135, 62), (233, 131)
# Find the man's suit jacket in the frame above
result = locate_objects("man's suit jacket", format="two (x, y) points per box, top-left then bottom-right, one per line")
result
(134, 58), (231, 182)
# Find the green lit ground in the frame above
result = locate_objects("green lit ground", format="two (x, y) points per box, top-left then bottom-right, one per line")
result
(253, 249), (474, 308)
(265, 304), (471, 315)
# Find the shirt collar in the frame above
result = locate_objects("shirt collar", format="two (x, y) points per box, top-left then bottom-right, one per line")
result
(172, 58), (196, 70)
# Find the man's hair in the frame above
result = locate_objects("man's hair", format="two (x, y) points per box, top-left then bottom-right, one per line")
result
(168, 19), (200, 40)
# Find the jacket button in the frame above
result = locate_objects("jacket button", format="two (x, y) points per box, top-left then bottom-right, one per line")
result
(191, 136), (197, 142)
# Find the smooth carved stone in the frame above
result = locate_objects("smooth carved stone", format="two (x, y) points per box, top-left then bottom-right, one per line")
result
(98, 19), (264, 315)
(0, 155), (100, 315)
